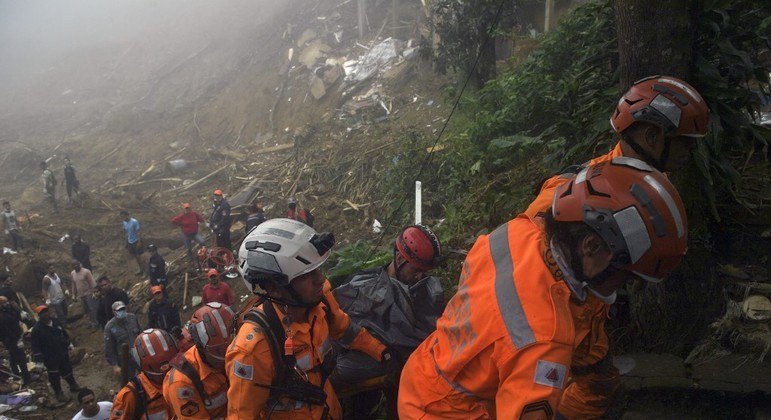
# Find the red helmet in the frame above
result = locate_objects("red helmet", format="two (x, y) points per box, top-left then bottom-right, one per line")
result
(611, 76), (709, 138)
(552, 157), (688, 282)
(131, 329), (178, 382)
(207, 268), (219, 278)
(213, 189), (223, 196)
(189, 302), (235, 370)
(395, 225), (445, 271)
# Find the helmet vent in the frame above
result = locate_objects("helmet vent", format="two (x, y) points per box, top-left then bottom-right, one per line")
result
(586, 180), (610, 198)
(295, 256), (311, 265)
(245, 240), (281, 252)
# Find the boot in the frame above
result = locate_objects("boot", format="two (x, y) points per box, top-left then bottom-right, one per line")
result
(55, 391), (71, 403)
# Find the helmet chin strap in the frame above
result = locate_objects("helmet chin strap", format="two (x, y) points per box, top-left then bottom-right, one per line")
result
(252, 281), (321, 309)
(622, 133), (669, 172)
(549, 239), (618, 304)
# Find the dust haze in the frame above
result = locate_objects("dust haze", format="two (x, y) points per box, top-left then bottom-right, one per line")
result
(0, 0), (285, 145)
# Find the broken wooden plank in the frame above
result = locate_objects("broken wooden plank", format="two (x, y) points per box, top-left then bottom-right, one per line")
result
(253, 142), (295, 155)
(171, 164), (233, 194)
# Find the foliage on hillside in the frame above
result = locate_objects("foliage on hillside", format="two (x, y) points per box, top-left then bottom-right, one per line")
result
(390, 0), (770, 249)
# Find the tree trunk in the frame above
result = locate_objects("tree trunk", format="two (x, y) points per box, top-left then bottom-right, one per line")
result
(474, 16), (497, 88)
(614, 0), (694, 90)
(615, 0), (724, 355)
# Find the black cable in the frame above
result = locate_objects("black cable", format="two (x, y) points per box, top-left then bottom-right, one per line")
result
(366, 0), (510, 259)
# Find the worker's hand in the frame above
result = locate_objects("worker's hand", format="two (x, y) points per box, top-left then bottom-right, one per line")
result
(112, 366), (122, 377)
(64, 289), (71, 297)
(20, 311), (30, 321)
(45, 299), (51, 306)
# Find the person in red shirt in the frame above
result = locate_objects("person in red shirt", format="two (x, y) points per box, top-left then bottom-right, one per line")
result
(171, 203), (205, 263)
(201, 269), (234, 307)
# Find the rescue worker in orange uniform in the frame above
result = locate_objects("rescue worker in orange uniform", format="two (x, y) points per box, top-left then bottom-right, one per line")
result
(398, 158), (689, 419)
(227, 218), (392, 419)
(110, 328), (177, 419)
(522, 76), (710, 419)
(163, 302), (235, 419)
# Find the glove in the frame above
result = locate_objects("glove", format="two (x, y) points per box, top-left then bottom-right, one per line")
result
(380, 348), (402, 389)
(45, 299), (51, 306)
(20, 311), (30, 321)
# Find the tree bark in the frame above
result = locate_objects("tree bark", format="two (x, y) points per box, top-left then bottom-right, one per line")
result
(615, 0), (724, 355)
(614, 0), (694, 90)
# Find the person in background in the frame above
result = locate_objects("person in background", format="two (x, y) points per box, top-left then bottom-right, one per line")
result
(171, 202), (206, 263)
(40, 161), (58, 214)
(110, 329), (177, 420)
(201, 269), (233, 307)
(120, 210), (143, 276)
(70, 260), (98, 329)
(286, 196), (313, 227)
(146, 244), (168, 296)
(147, 286), (181, 333)
(209, 189), (232, 249)
(30, 305), (81, 402)
(2, 201), (23, 251)
(96, 276), (130, 328)
(71, 234), (92, 271)
(0, 296), (33, 386)
(244, 202), (267, 234)
(104, 301), (141, 381)
(61, 157), (80, 206)
(72, 388), (112, 420)
(42, 264), (68, 322)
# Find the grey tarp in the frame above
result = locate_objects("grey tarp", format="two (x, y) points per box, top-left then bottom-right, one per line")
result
(331, 266), (444, 386)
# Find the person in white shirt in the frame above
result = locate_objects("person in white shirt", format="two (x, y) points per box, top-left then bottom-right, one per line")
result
(72, 388), (112, 420)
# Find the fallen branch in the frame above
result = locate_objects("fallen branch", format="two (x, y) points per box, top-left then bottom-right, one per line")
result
(253, 142), (295, 155)
(87, 146), (120, 170)
(171, 164), (233, 194)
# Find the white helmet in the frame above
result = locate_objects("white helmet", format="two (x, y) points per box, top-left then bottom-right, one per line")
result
(238, 218), (334, 294)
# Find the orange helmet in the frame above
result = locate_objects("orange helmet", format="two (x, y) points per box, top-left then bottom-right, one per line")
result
(189, 302), (235, 370)
(213, 189), (223, 196)
(552, 157), (688, 282)
(395, 225), (445, 271)
(131, 328), (178, 382)
(611, 75), (709, 138)
(206, 268), (219, 278)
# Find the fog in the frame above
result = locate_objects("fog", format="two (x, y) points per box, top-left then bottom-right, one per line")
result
(0, 0), (281, 122)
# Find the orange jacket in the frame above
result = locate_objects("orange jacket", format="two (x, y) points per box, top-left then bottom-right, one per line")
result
(523, 142), (623, 419)
(163, 346), (228, 419)
(524, 142), (623, 220)
(110, 372), (171, 420)
(225, 281), (385, 419)
(398, 216), (576, 419)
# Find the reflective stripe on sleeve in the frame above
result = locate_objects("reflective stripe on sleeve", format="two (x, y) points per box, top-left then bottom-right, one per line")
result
(489, 224), (535, 349)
